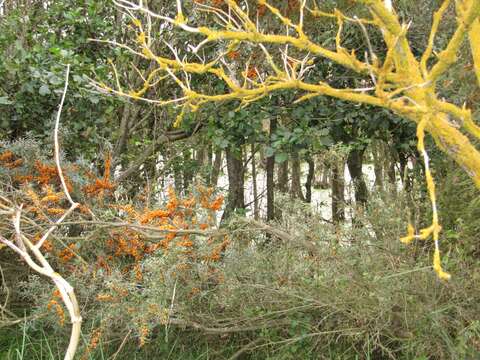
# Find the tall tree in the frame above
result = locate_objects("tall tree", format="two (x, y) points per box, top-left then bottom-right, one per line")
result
(266, 118), (277, 222)
(223, 147), (245, 220)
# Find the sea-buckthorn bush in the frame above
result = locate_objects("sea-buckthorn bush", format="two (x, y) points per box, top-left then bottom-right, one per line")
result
(0, 139), (230, 351)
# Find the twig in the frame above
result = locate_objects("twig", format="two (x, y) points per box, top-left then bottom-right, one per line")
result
(54, 65), (75, 206)
(37, 64), (79, 249)
(165, 278), (177, 342)
(228, 338), (264, 360)
(110, 329), (132, 360)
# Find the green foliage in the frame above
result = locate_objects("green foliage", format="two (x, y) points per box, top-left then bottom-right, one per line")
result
(0, 0), (123, 159)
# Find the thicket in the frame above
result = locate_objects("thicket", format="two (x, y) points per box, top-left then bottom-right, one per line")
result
(1, 0), (480, 359)
(1, 139), (479, 359)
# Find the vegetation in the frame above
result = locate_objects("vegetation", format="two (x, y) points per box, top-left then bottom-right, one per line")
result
(0, 0), (479, 359)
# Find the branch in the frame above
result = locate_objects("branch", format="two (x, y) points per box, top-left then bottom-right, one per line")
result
(428, 0), (480, 82)
(116, 123), (202, 182)
(240, 218), (320, 257)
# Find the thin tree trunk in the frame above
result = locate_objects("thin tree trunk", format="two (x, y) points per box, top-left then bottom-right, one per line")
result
(113, 103), (137, 162)
(196, 144), (207, 182)
(183, 149), (193, 193)
(251, 144), (259, 220)
(207, 145), (213, 184)
(210, 150), (222, 187)
(385, 143), (397, 192)
(196, 146), (205, 166)
(398, 151), (413, 193)
(388, 161), (396, 186)
(116, 130), (196, 182)
(259, 146), (266, 170)
(331, 158), (345, 224)
(372, 141), (384, 190)
(277, 160), (289, 193)
(266, 119), (277, 222)
(290, 151), (305, 201)
(174, 161), (183, 192)
(314, 155), (330, 189)
(305, 156), (315, 203)
(346, 148), (368, 207)
(320, 165), (330, 188)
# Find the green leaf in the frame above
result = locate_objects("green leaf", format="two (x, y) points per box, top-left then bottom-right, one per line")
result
(320, 136), (334, 146)
(265, 146), (275, 157)
(39, 85), (51, 96)
(275, 152), (288, 163)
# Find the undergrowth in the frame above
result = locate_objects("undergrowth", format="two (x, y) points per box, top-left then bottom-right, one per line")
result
(1, 140), (479, 359)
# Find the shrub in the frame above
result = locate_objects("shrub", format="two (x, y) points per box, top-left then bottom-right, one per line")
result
(1, 140), (479, 359)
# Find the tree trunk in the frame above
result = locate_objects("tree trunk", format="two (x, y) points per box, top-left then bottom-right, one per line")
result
(113, 104), (131, 162)
(196, 146), (205, 166)
(223, 147), (245, 220)
(372, 141), (384, 190)
(206, 145), (213, 183)
(305, 156), (315, 203)
(259, 146), (266, 170)
(174, 163), (183, 193)
(346, 147), (368, 207)
(210, 150), (222, 187)
(251, 144), (259, 220)
(266, 119), (277, 222)
(290, 151), (306, 201)
(398, 151), (413, 193)
(277, 160), (289, 193)
(331, 158), (345, 224)
(195, 144), (207, 182)
(314, 155), (330, 189)
(385, 144), (397, 192)
(183, 149), (193, 193)
(388, 161), (396, 186)
(320, 165), (330, 188)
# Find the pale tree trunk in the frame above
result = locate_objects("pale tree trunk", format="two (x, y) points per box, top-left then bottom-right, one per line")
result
(331, 158), (345, 224)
